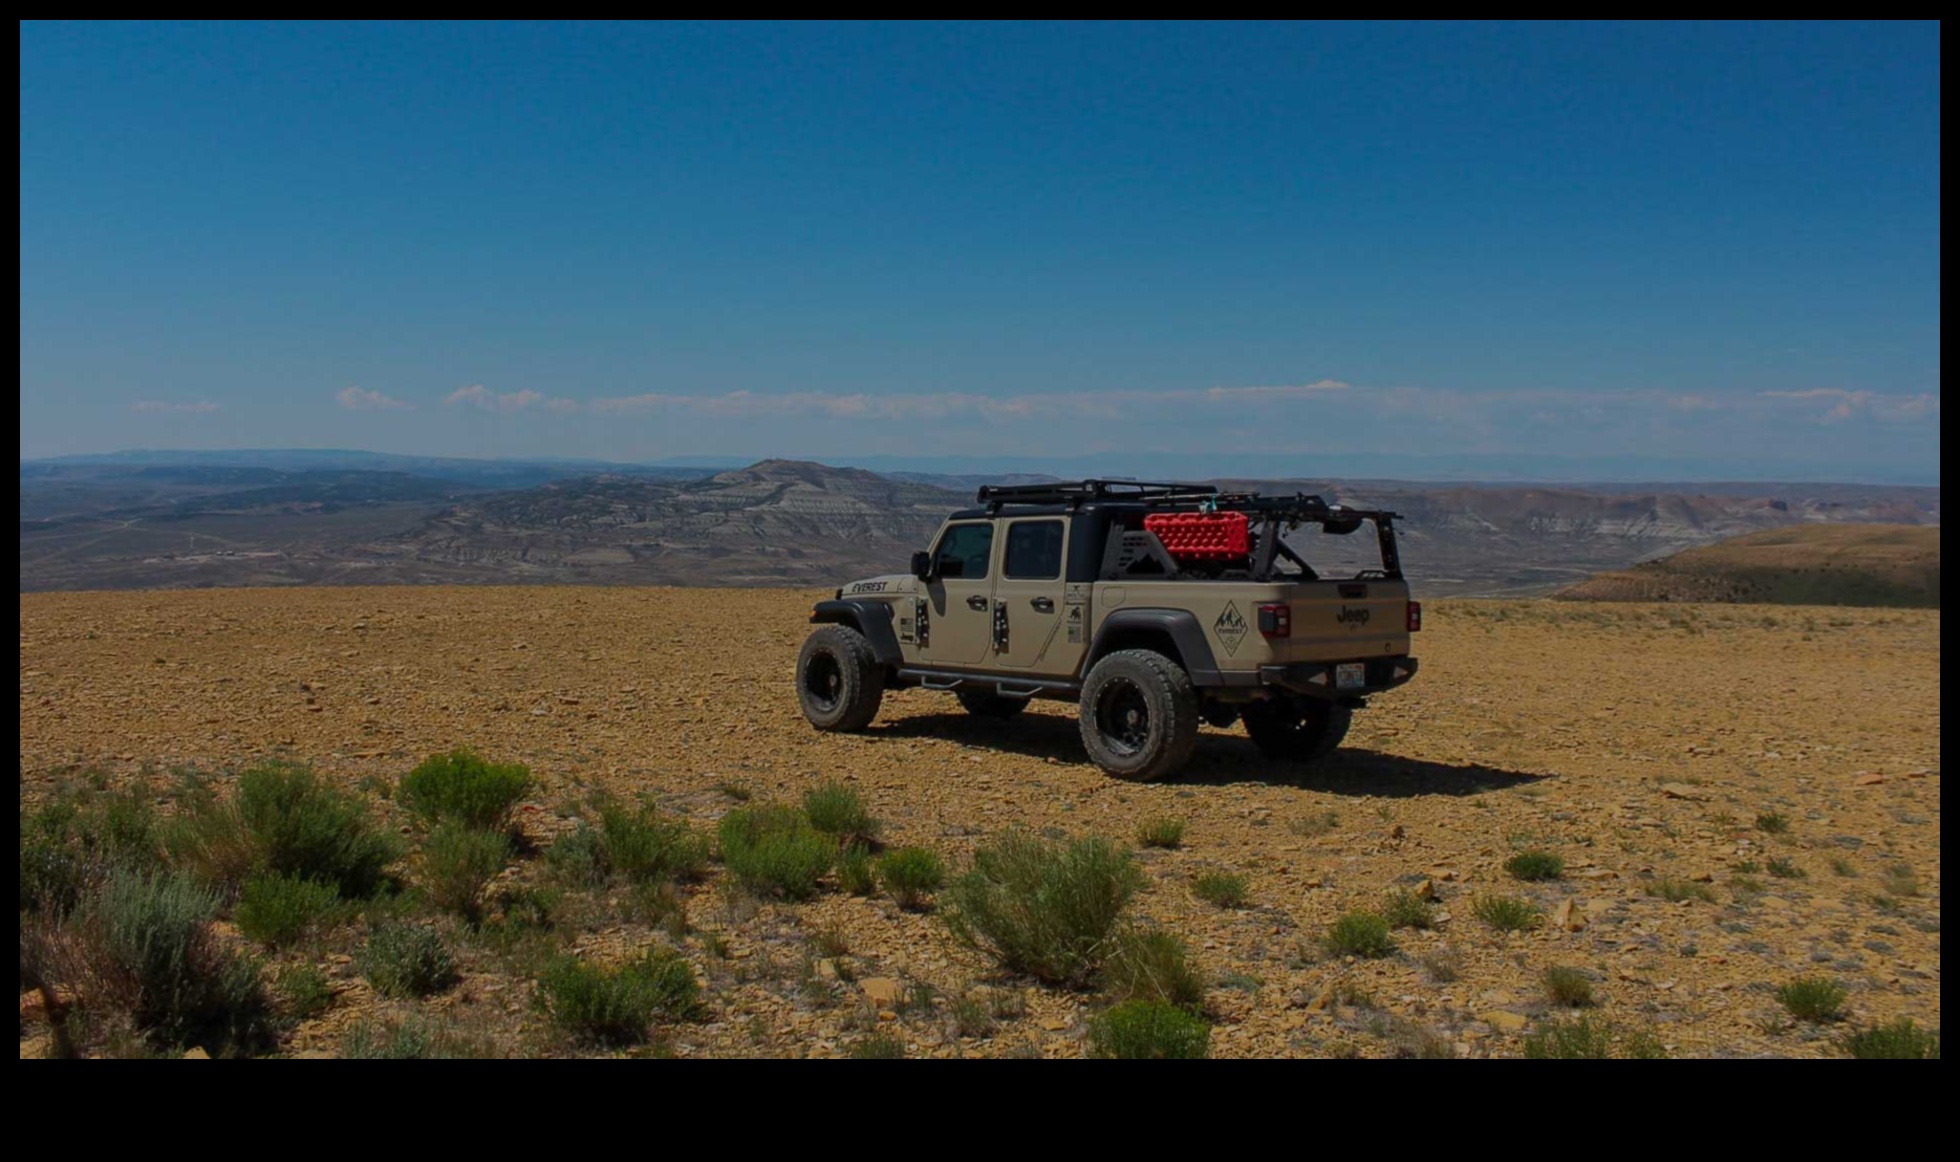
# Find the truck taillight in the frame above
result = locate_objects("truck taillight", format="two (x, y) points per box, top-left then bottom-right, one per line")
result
(1406, 601), (1422, 632)
(1257, 602), (1290, 638)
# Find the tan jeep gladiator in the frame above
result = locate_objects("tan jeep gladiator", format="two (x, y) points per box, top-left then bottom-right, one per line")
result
(795, 480), (1420, 780)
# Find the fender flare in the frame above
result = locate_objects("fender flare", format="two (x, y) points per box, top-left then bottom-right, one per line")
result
(1085, 608), (1224, 686)
(809, 599), (903, 666)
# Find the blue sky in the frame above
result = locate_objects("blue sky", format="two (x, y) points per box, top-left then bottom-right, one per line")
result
(19, 21), (1941, 480)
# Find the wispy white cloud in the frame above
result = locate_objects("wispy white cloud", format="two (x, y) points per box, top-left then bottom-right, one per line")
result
(1759, 388), (1940, 423)
(132, 400), (220, 414)
(443, 384), (577, 413)
(589, 380), (1353, 420)
(335, 385), (411, 412)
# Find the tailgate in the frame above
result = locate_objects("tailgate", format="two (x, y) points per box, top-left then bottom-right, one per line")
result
(1277, 580), (1411, 661)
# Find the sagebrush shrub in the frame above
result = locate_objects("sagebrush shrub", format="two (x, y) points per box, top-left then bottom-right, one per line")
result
(600, 800), (711, 884)
(1473, 894), (1543, 932)
(1323, 910), (1396, 958)
(718, 805), (834, 900)
(940, 830), (1142, 986)
(89, 870), (274, 1054)
(545, 823), (609, 886)
(172, 762), (396, 898)
(1137, 818), (1185, 849)
(1381, 889), (1435, 930)
(277, 963), (334, 1018)
(1841, 1019), (1940, 1060)
(421, 822), (510, 920)
(357, 922), (458, 998)
(1192, 872), (1249, 909)
(1776, 977), (1848, 1023)
(837, 843), (877, 896)
(1542, 965), (1595, 1008)
(1504, 850), (1564, 881)
(234, 872), (340, 946)
(1087, 1000), (1210, 1059)
(399, 749), (534, 830)
(877, 847), (947, 909)
(1103, 928), (1205, 1009)
(802, 781), (879, 845)
(539, 947), (701, 1045)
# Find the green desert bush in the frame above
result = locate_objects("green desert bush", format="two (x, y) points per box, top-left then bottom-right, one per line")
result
(398, 749), (534, 831)
(421, 822), (511, 921)
(600, 800), (711, 884)
(339, 1015), (493, 1059)
(802, 781), (879, 845)
(544, 823), (609, 886)
(848, 1033), (907, 1059)
(538, 947), (701, 1045)
(1841, 1019), (1940, 1060)
(357, 923), (459, 998)
(1523, 1015), (1668, 1059)
(1192, 872), (1249, 909)
(1776, 977), (1848, 1023)
(276, 963), (334, 1019)
(837, 843), (877, 896)
(1755, 811), (1792, 835)
(940, 830), (1143, 986)
(1087, 1000), (1211, 1059)
(171, 762), (396, 898)
(1542, 966), (1595, 1007)
(1103, 928), (1206, 1010)
(1323, 910), (1396, 958)
(1381, 889), (1436, 930)
(1473, 894), (1543, 932)
(878, 847), (947, 910)
(234, 872), (340, 946)
(1137, 817), (1185, 849)
(1504, 850), (1564, 881)
(718, 805), (835, 900)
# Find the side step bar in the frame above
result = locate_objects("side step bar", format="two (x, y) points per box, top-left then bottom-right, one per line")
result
(894, 667), (1080, 699)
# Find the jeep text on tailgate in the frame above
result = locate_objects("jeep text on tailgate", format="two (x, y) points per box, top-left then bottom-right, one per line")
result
(795, 480), (1420, 781)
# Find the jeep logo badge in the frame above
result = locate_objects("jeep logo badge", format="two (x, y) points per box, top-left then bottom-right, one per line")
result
(1336, 605), (1371, 627)
(1214, 601), (1249, 656)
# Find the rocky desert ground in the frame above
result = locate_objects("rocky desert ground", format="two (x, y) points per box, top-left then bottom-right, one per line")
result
(19, 587), (1942, 1058)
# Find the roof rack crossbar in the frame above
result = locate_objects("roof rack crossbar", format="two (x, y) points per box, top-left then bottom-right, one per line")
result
(974, 479), (1218, 507)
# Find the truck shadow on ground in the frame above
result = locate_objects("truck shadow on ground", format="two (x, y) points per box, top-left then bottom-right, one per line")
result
(866, 711), (1543, 799)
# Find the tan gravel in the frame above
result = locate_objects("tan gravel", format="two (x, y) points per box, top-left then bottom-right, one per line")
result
(18, 588), (1942, 1058)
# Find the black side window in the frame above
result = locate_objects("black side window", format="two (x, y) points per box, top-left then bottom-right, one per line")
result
(1003, 520), (1064, 580)
(933, 523), (994, 579)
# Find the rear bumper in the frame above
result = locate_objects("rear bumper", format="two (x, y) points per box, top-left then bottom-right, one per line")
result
(1259, 656), (1418, 699)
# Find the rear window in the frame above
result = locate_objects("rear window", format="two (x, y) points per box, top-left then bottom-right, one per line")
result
(1004, 520), (1064, 579)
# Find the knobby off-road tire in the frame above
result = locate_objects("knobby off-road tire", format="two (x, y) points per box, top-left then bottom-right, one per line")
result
(1241, 697), (1352, 764)
(956, 689), (1029, 719)
(1077, 649), (1200, 781)
(797, 625), (885, 731)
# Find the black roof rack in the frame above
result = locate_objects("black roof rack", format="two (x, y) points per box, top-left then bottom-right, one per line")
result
(974, 479), (1218, 508)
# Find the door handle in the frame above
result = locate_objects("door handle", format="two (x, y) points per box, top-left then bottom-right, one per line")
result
(966, 594), (989, 611)
(1030, 597), (1055, 613)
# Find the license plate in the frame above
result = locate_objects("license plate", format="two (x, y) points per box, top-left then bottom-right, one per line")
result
(1335, 663), (1366, 690)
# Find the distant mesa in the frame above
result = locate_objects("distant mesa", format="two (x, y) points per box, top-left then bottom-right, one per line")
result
(1555, 524), (1940, 608)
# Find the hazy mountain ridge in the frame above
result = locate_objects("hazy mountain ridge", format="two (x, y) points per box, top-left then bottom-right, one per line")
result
(18, 453), (1939, 595)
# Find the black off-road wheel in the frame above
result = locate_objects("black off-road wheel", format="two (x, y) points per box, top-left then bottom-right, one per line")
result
(796, 625), (885, 731)
(957, 689), (1029, 719)
(1077, 649), (1200, 781)
(1241, 697), (1352, 764)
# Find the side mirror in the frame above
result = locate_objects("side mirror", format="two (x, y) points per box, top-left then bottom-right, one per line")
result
(911, 550), (934, 581)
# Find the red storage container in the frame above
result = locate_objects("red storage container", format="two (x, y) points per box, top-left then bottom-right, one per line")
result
(1144, 511), (1251, 560)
